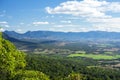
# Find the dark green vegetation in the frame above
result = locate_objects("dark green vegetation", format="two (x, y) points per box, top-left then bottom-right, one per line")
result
(0, 32), (49, 80)
(26, 54), (120, 80)
(1, 32), (120, 80)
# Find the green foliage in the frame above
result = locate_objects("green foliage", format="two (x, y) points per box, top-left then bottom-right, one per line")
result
(0, 32), (26, 79)
(15, 70), (50, 80)
(26, 54), (120, 80)
(0, 32), (2, 38)
(26, 54), (89, 79)
(0, 32), (50, 80)
(64, 73), (85, 80)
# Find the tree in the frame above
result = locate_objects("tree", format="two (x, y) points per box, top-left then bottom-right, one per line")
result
(15, 70), (49, 80)
(0, 32), (50, 80)
(0, 32), (26, 80)
(64, 72), (86, 80)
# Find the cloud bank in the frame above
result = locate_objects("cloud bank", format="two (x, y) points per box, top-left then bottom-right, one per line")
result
(46, 0), (120, 32)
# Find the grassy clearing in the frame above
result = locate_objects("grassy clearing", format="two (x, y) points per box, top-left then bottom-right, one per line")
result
(104, 52), (113, 55)
(75, 51), (86, 54)
(68, 53), (120, 60)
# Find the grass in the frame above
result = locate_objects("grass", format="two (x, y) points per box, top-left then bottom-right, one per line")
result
(104, 51), (113, 55)
(68, 53), (120, 60)
(75, 51), (86, 54)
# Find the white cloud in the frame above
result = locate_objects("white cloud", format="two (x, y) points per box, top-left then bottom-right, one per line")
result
(61, 20), (71, 23)
(93, 22), (120, 32)
(0, 28), (5, 32)
(33, 21), (49, 25)
(16, 29), (23, 33)
(4, 25), (10, 28)
(54, 24), (80, 28)
(106, 2), (120, 12)
(0, 21), (10, 28)
(0, 21), (8, 24)
(46, 0), (120, 32)
(45, 0), (120, 19)
(46, 0), (119, 18)
(87, 17), (120, 32)
(54, 25), (64, 28)
(87, 17), (120, 23)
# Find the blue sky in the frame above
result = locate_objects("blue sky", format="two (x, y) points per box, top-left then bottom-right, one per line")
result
(0, 0), (120, 33)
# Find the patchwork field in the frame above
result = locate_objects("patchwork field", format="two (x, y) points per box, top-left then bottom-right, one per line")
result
(68, 53), (120, 60)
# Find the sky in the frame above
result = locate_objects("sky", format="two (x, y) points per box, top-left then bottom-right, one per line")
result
(0, 0), (120, 33)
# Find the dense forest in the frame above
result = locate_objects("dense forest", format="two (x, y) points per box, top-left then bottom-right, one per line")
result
(26, 54), (120, 80)
(0, 32), (49, 80)
(0, 32), (120, 80)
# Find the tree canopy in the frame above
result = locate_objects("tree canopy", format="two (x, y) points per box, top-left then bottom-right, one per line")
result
(0, 32), (26, 79)
(0, 32), (49, 80)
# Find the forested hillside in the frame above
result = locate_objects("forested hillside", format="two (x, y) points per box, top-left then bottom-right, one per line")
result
(0, 32), (49, 80)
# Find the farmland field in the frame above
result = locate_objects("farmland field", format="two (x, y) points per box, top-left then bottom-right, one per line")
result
(68, 53), (120, 60)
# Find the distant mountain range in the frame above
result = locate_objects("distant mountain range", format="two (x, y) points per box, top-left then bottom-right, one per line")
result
(2, 32), (39, 50)
(4, 31), (120, 42)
